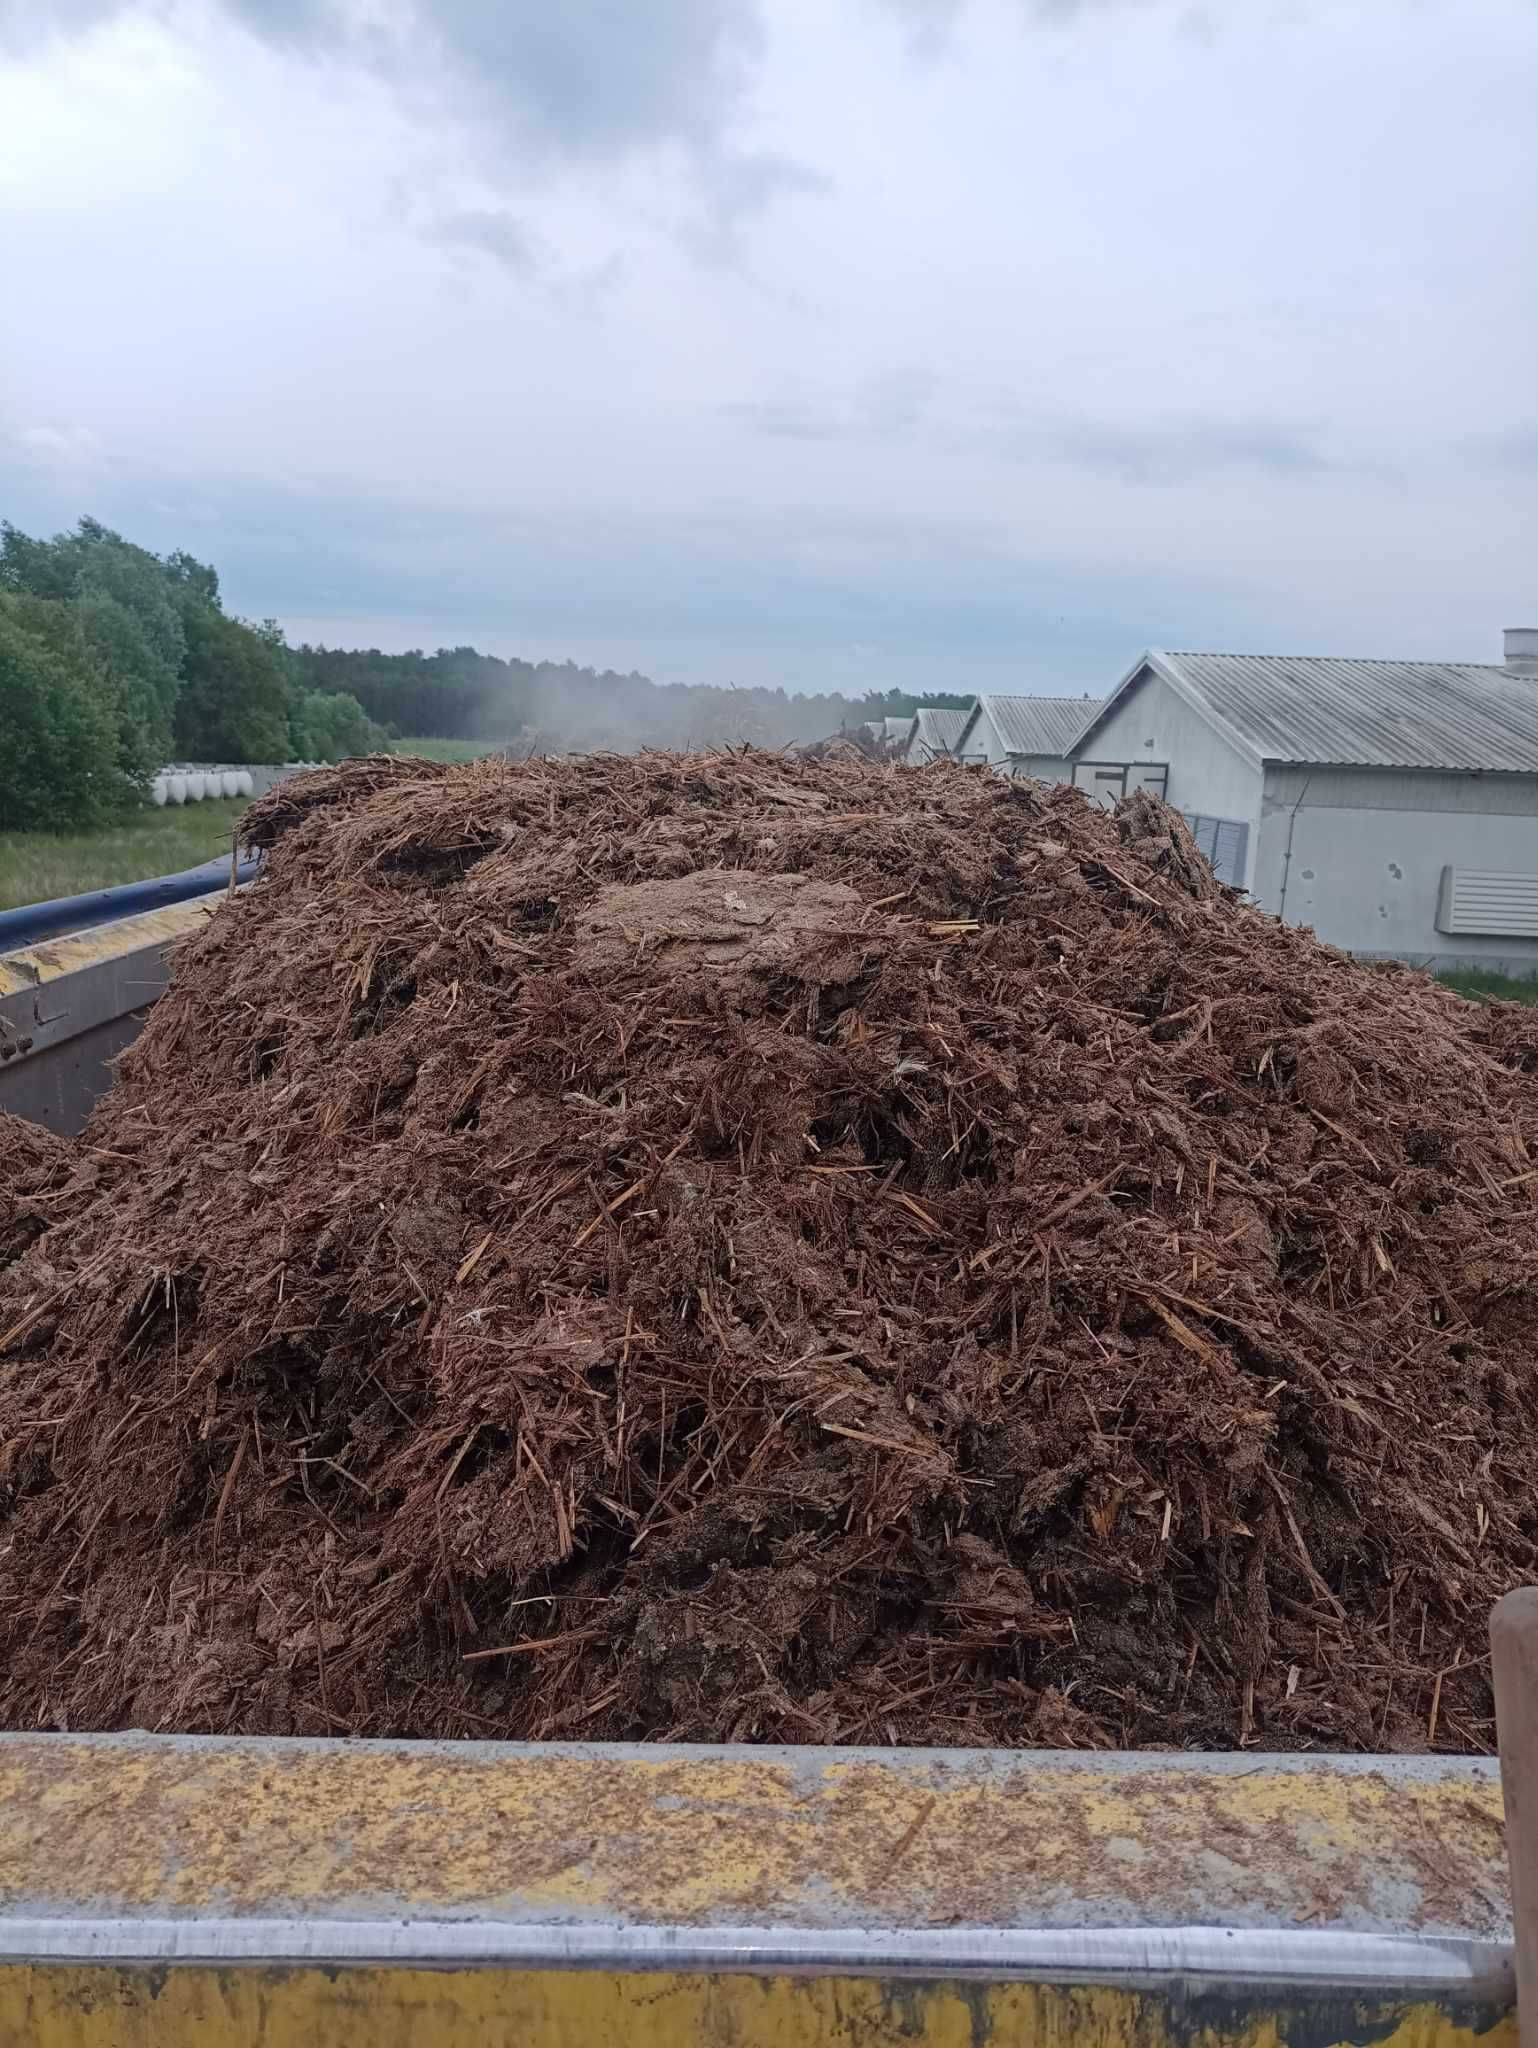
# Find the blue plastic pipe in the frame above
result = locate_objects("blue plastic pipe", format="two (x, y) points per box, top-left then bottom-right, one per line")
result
(0, 853), (262, 953)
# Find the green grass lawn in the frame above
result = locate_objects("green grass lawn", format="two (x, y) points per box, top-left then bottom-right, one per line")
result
(1438, 967), (1538, 1006)
(393, 741), (501, 765)
(394, 737), (501, 763)
(0, 797), (250, 912)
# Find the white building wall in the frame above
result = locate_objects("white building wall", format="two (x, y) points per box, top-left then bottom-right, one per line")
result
(956, 704), (1008, 766)
(1073, 668), (1264, 882)
(1004, 753), (1071, 784)
(1254, 766), (1538, 972)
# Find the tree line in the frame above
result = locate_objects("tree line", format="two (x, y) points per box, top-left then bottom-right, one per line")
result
(294, 644), (969, 754)
(1, 518), (386, 830)
(2, 513), (972, 833)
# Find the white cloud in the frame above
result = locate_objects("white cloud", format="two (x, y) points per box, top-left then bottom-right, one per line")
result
(14, 424), (103, 461)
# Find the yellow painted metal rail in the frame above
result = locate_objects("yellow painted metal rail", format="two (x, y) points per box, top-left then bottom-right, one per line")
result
(0, 1735), (1516, 2046)
(0, 891), (225, 1133)
(0, 892), (222, 1002)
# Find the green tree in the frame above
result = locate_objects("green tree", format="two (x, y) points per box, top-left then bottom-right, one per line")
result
(0, 596), (133, 829)
(288, 687), (390, 763)
(854, 686), (972, 719)
(164, 549), (220, 606)
(1, 519), (184, 786)
(0, 521), (78, 601)
(173, 604), (291, 763)
(73, 537), (184, 777)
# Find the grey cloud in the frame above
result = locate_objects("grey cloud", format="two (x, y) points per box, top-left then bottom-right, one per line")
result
(1177, 6), (1220, 47)
(727, 398), (845, 442)
(680, 146), (830, 264)
(729, 386), (1352, 484)
(223, 0), (770, 162)
(4, 0), (822, 252)
(3, 453), (1261, 693)
(1032, 0), (1222, 35)
(422, 207), (539, 275)
(859, 368), (936, 439)
(727, 369), (936, 443)
(879, 0), (965, 60)
(1467, 429), (1538, 476)
(547, 252), (629, 320)
(1026, 0), (1162, 17)
(991, 414), (1360, 485)
(0, 0), (126, 49)
(406, 0), (766, 163)
(878, 0), (1228, 56)
(221, 0), (339, 38)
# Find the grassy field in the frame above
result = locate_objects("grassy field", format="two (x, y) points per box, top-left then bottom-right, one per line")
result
(1438, 967), (1538, 1006)
(0, 798), (249, 913)
(394, 737), (501, 763)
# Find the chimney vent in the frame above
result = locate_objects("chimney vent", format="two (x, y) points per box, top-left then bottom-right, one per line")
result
(1506, 627), (1538, 677)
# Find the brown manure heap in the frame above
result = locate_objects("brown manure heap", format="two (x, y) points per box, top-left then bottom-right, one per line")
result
(3, 748), (1537, 1752)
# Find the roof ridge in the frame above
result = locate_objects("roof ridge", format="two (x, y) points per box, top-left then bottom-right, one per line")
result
(1165, 649), (1504, 670)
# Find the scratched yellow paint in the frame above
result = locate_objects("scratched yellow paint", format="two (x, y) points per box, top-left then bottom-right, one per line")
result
(0, 894), (221, 996)
(0, 1739), (1514, 2047)
(0, 1738), (1510, 1934)
(0, 1969), (1520, 2048)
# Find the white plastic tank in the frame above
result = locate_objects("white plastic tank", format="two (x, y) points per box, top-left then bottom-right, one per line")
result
(185, 771), (207, 801)
(167, 774), (188, 805)
(220, 769), (240, 798)
(151, 775), (168, 807)
(234, 770), (254, 797)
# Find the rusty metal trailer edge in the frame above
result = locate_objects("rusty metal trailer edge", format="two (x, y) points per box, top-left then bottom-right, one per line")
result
(0, 893), (226, 1135)
(0, 1734), (1516, 2047)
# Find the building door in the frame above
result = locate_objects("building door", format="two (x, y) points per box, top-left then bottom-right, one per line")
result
(1072, 761), (1170, 809)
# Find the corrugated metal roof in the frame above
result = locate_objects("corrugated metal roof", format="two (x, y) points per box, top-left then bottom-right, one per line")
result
(907, 706), (970, 758)
(979, 694), (1105, 758)
(1095, 652), (1538, 773)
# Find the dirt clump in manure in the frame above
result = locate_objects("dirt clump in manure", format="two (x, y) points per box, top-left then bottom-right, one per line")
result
(3, 748), (1537, 1752)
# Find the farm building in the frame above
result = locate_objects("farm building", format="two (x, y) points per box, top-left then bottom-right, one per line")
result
(953, 694), (1104, 782)
(1067, 632), (1538, 972)
(903, 706), (970, 764)
(854, 716), (913, 753)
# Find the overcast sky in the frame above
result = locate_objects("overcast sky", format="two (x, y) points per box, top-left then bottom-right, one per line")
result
(1, 0), (1534, 695)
